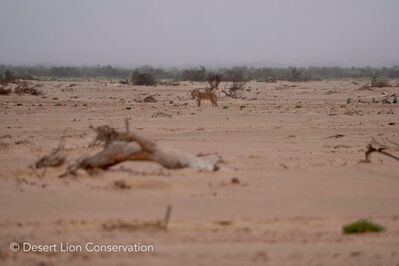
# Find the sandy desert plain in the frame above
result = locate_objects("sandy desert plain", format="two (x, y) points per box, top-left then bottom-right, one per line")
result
(0, 79), (398, 266)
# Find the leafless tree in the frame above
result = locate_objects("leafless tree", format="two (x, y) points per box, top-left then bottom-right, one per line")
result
(206, 73), (223, 92)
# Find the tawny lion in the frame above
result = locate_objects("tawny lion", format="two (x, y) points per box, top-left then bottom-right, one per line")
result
(191, 88), (218, 107)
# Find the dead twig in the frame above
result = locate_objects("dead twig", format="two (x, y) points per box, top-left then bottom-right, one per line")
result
(125, 118), (130, 132)
(29, 164), (47, 178)
(163, 205), (172, 230)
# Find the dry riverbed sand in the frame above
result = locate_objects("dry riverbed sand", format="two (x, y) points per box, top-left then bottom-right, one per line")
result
(0, 80), (398, 266)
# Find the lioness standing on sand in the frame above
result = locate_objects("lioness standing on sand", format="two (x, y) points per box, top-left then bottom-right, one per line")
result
(191, 88), (218, 107)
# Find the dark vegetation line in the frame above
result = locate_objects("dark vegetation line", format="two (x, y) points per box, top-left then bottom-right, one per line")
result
(1, 64), (399, 82)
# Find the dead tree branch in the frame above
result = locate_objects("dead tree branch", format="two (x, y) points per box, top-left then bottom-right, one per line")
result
(61, 125), (221, 177)
(34, 142), (66, 169)
(363, 137), (399, 162)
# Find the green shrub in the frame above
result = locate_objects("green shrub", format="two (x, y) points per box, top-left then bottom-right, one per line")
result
(342, 220), (384, 234)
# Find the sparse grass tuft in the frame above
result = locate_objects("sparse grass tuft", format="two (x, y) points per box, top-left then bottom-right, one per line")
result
(342, 219), (384, 234)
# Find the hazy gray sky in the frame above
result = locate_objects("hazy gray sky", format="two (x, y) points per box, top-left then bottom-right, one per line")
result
(0, 0), (398, 67)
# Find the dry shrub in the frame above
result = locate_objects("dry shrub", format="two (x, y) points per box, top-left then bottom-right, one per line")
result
(0, 86), (12, 95)
(371, 75), (391, 88)
(0, 70), (17, 84)
(130, 71), (156, 86)
(14, 81), (42, 96)
(287, 67), (311, 81)
(221, 69), (247, 98)
(222, 81), (247, 98)
(206, 73), (223, 91)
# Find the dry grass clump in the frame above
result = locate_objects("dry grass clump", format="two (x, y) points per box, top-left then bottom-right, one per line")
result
(102, 206), (172, 232)
(102, 219), (165, 232)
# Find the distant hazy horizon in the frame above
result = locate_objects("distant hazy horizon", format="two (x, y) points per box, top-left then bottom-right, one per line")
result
(1, 0), (398, 67)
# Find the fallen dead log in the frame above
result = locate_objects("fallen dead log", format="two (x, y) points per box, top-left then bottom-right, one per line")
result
(61, 125), (221, 177)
